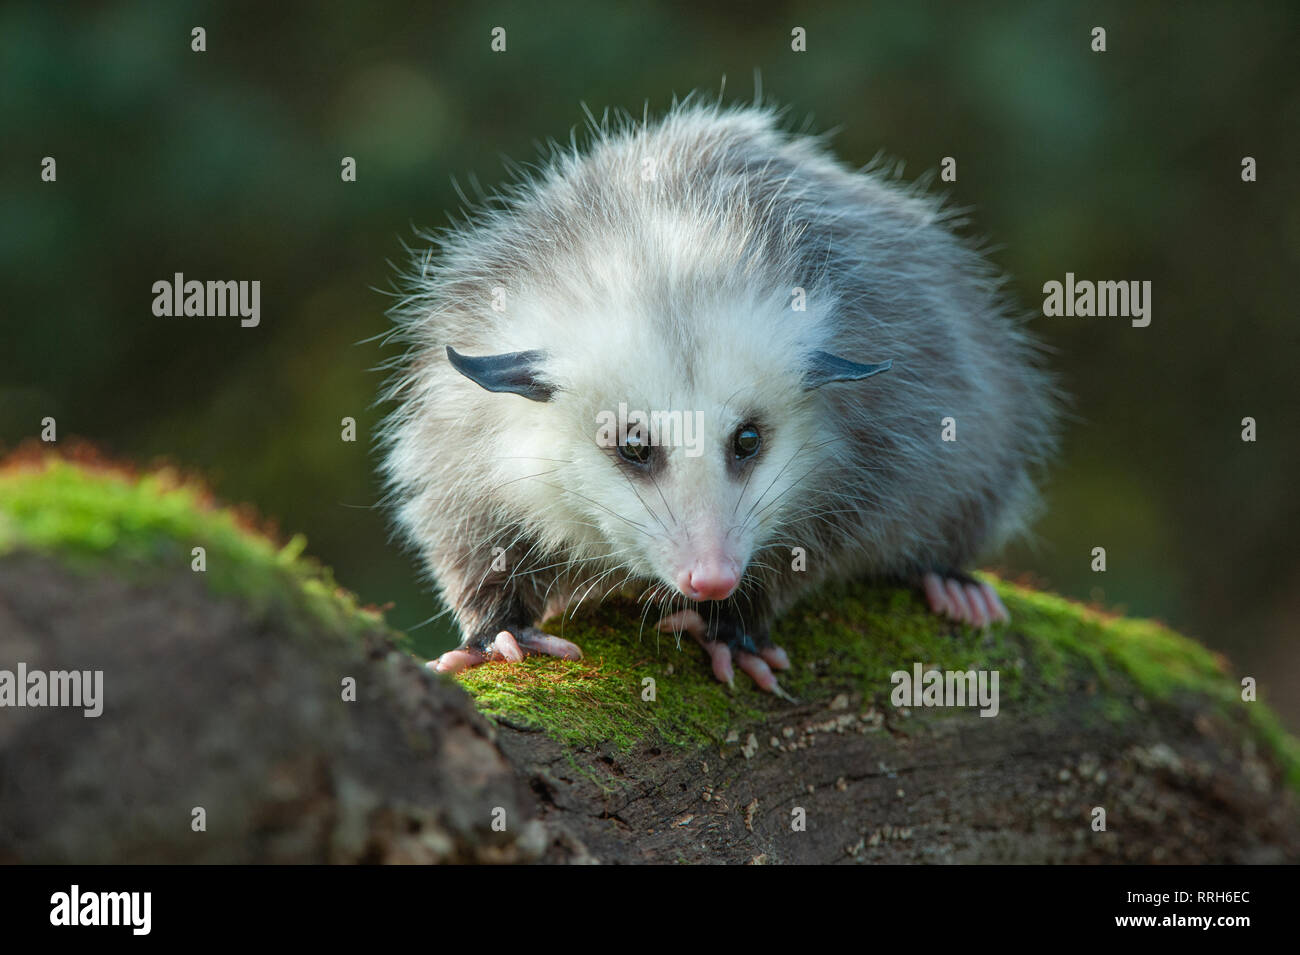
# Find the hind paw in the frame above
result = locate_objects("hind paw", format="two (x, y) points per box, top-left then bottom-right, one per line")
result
(922, 572), (1009, 628)
(430, 626), (583, 674)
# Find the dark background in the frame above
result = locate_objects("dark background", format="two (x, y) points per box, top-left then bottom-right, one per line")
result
(3, 1), (1297, 725)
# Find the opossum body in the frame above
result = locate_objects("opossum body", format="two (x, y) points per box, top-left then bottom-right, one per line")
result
(381, 99), (1057, 694)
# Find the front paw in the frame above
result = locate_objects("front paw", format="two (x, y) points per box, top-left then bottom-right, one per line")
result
(430, 625), (583, 675)
(657, 610), (793, 698)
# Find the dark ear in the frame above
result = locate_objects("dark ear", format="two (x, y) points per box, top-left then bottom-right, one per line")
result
(803, 350), (893, 390)
(446, 346), (555, 401)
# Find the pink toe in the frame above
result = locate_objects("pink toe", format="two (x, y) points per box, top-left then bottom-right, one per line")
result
(981, 583), (1010, 623)
(923, 573), (950, 615)
(944, 579), (972, 623)
(681, 622), (735, 684)
(707, 641), (734, 685)
(493, 630), (524, 662)
(431, 649), (483, 674)
(760, 645), (790, 670)
(657, 609), (706, 638)
(518, 631), (584, 660)
(965, 584), (990, 628)
(736, 652), (778, 693)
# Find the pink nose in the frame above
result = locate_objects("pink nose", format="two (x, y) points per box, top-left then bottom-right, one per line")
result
(677, 561), (740, 601)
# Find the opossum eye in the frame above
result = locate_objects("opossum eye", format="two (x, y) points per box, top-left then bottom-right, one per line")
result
(733, 425), (761, 460)
(618, 432), (653, 466)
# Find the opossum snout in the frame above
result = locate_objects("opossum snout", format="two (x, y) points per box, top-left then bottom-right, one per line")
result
(676, 556), (741, 602)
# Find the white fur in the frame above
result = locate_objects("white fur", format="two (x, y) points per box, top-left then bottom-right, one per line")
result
(378, 97), (1058, 640)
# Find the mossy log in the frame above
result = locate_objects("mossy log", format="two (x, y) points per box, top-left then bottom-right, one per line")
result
(1, 456), (1297, 863)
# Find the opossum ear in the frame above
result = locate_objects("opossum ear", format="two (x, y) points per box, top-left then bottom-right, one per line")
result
(446, 346), (555, 401)
(803, 351), (893, 390)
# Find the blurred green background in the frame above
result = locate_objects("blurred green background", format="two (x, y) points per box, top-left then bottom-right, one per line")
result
(3, 2), (1297, 725)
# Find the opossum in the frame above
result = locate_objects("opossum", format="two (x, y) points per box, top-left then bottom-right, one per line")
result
(380, 98), (1058, 695)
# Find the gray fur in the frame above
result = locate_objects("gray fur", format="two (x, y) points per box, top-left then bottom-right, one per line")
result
(378, 97), (1060, 648)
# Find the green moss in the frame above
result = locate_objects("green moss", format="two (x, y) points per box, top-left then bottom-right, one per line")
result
(463, 577), (1300, 790)
(461, 599), (770, 750)
(460, 581), (1016, 751)
(0, 456), (391, 646)
(1006, 584), (1300, 788)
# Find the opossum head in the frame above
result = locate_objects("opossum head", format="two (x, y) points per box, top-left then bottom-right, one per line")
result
(446, 287), (890, 604)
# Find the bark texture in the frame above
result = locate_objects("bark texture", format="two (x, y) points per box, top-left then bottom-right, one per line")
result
(2, 553), (1296, 864)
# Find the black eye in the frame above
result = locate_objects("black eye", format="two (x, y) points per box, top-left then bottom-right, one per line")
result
(619, 430), (653, 465)
(733, 425), (761, 460)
